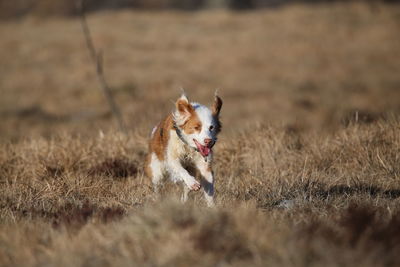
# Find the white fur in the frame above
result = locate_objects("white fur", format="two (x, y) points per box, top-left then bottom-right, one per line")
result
(192, 103), (216, 146)
(149, 153), (164, 192)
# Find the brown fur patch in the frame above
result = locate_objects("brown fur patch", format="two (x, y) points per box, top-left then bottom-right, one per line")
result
(147, 115), (174, 162)
(212, 96), (223, 116)
(176, 99), (202, 135)
(176, 99), (202, 134)
(181, 113), (202, 135)
(176, 99), (193, 116)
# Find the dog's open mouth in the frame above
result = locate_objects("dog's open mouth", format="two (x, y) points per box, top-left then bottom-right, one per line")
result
(193, 139), (211, 157)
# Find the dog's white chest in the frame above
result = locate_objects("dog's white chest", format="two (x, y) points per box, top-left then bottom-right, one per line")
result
(167, 130), (197, 161)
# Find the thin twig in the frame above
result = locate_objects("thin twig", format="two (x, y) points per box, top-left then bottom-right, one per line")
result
(77, 0), (127, 133)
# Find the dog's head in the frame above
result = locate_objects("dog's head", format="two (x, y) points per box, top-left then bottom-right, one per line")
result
(173, 93), (223, 157)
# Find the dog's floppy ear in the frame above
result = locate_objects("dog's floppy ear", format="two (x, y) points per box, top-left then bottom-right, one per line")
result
(174, 94), (193, 125)
(212, 94), (223, 117)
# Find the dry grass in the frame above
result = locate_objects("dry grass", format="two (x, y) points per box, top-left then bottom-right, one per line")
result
(1, 119), (400, 266)
(1, 2), (400, 266)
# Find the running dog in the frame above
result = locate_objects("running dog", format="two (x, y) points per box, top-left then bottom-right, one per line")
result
(145, 93), (222, 206)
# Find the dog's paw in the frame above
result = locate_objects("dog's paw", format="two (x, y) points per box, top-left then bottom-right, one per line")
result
(187, 180), (201, 191)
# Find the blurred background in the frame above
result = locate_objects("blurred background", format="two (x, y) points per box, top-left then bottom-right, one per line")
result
(1, 0), (399, 141)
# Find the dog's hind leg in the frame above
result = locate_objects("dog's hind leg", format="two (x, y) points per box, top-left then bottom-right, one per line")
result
(147, 153), (163, 193)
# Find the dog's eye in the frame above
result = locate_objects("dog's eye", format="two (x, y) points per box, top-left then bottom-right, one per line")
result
(209, 125), (214, 131)
(194, 125), (201, 131)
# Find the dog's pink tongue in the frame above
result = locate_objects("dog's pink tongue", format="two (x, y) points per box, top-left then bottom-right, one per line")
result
(201, 146), (211, 157)
(195, 141), (211, 157)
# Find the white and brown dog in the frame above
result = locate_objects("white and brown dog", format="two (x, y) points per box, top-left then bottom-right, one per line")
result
(145, 93), (222, 206)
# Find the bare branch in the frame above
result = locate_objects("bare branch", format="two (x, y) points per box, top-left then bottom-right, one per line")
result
(77, 0), (127, 133)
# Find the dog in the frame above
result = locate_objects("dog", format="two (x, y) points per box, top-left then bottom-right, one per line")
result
(145, 93), (223, 206)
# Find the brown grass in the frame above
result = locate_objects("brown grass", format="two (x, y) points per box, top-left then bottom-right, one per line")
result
(1, 2), (400, 266)
(1, 119), (400, 266)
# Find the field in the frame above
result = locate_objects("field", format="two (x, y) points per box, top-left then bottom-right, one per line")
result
(1, 2), (400, 266)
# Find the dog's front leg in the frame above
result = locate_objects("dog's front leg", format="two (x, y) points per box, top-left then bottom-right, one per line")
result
(195, 157), (214, 207)
(167, 158), (201, 192)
